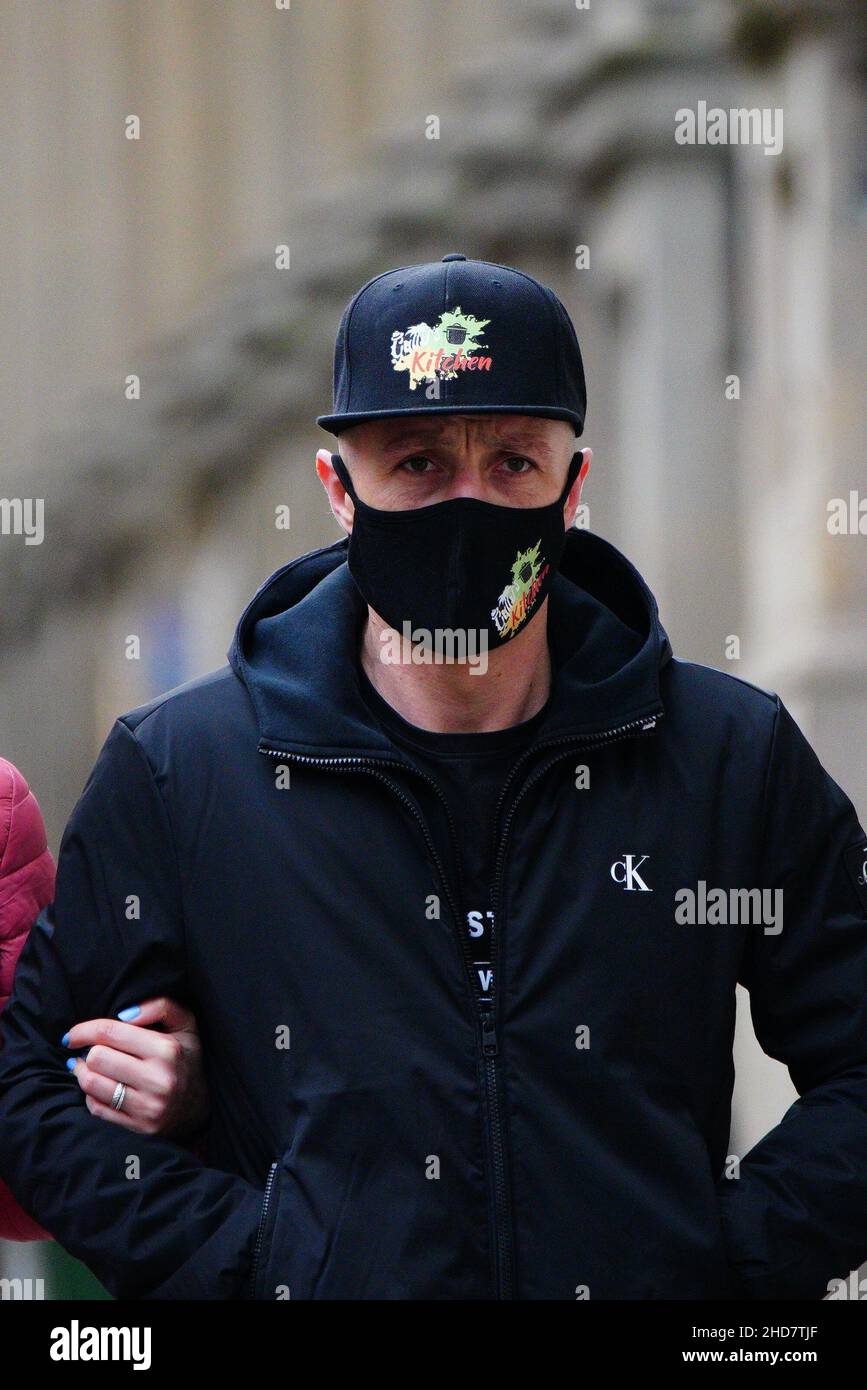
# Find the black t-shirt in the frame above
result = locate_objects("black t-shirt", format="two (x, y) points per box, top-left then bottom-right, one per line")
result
(357, 665), (549, 1003)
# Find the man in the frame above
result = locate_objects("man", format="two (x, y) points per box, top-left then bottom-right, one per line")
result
(1, 254), (866, 1300)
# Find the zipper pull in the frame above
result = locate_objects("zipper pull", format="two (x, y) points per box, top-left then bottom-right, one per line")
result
(480, 1008), (498, 1057)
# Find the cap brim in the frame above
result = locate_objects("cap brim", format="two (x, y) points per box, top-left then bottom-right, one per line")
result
(316, 403), (584, 436)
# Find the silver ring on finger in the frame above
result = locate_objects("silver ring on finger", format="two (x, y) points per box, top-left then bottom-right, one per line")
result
(110, 1082), (127, 1112)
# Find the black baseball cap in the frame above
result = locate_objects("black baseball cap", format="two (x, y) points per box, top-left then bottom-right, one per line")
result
(316, 253), (586, 436)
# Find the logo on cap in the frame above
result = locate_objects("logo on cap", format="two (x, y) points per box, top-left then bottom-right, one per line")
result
(390, 307), (492, 391)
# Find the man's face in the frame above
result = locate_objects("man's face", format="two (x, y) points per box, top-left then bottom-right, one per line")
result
(316, 413), (590, 528)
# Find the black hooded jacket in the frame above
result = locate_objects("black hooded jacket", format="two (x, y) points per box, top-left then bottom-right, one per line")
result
(1, 528), (866, 1300)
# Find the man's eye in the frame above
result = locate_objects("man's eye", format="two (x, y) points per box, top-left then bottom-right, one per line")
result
(400, 456), (435, 474)
(501, 457), (534, 474)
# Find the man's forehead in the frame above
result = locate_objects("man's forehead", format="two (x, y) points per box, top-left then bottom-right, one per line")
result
(360, 414), (566, 448)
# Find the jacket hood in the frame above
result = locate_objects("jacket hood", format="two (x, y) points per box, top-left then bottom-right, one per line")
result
(227, 529), (672, 758)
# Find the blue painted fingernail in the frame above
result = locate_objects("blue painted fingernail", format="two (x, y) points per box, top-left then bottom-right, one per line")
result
(60, 1032), (70, 1046)
(66, 1057), (77, 1071)
(117, 1005), (140, 1021)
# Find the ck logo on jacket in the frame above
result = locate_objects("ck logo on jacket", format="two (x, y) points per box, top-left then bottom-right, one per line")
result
(1, 527), (866, 1302)
(609, 853), (652, 892)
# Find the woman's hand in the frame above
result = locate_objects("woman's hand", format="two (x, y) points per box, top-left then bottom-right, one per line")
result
(62, 997), (210, 1139)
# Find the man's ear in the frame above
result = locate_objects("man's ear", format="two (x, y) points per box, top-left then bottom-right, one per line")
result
(316, 449), (354, 534)
(564, 447), (592, 526)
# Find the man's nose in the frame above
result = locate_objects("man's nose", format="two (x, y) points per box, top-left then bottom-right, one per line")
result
(441, 463), (490, 501)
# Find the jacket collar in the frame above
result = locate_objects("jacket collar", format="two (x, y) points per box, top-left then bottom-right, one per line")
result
(227, 529), (671, 759)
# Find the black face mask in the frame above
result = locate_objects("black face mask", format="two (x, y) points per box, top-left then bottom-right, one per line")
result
(331, 450), (583, 648)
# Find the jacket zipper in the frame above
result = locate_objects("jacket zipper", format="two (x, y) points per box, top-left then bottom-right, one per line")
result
(247, 1159), (279, 1299)
(481, 711), (663, 1297)
(257, 708), (663, 1300)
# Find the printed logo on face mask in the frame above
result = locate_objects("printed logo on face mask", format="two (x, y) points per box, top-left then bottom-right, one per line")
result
(390, 308), (491, 390)
(491, 540), (550, 639)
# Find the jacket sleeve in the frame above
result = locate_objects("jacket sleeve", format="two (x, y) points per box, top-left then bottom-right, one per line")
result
(0, 757), (56, 1240)
(717, 695), (867, 1299)
(0, 718), (265, 1299)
